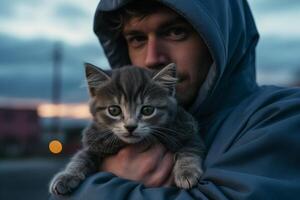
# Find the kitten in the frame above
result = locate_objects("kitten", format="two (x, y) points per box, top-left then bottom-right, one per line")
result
(49, 63), (205, 195)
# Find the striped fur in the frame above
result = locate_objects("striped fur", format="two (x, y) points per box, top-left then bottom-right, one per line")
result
(49, 64), (205, 195)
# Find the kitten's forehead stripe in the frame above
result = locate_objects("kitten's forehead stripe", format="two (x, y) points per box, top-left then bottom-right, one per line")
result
(114, 67), (151, 108)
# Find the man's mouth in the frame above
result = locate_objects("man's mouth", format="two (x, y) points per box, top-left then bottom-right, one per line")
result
(177, 77), (186, 83)
(177, 78), (182, 82)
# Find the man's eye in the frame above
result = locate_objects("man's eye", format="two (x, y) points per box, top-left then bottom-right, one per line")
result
(164, 27), (189, 40)
(126, 35), (146, 48)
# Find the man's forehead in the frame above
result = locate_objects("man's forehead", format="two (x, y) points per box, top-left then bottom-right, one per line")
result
(122, 8), (188, 33)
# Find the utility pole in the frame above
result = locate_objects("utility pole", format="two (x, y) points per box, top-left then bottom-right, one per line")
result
(51, 42), (63, 136)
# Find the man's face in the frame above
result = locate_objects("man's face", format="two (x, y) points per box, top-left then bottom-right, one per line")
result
(122, 6), (212, 107)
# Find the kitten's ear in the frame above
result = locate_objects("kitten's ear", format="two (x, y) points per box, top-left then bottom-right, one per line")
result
(84, 63), (111, 97)
(152, 63), (177, 96)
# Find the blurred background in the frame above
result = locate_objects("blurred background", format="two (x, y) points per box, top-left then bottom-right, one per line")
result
(0, 0), (299, 199)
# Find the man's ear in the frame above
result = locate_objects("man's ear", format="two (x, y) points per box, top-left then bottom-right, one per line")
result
(152, 63), (177, 96)
(84, 63), (111, 97)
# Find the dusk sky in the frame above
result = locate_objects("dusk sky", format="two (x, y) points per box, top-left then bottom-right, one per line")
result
(0, 0), (300, 104)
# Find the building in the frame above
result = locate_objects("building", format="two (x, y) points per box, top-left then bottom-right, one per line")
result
(0, 106), (41, 156)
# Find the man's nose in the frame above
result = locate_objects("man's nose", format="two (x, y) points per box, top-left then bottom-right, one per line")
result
(144, 37), (169, 69)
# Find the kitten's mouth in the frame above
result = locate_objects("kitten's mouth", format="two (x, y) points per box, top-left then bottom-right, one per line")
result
(123, 135), (139, 138)
(121, 134), (143, 144)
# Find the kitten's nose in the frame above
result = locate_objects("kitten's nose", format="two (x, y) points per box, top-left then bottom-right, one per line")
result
(124, 124), (137, 133)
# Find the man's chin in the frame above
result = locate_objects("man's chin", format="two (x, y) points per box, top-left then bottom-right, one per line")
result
(176, 94), (190, 108)
(176, 89), (195, 108)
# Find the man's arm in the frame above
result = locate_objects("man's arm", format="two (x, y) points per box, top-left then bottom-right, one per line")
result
(50, 93), (300, 200)
(50, 122), (300, 200)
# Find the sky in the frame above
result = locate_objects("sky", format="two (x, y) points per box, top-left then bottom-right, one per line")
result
(0, 0), (300, 104)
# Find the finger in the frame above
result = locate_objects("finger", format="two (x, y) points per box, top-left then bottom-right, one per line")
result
(141, 143), (168, 172)
(144, 151), (174, 187)
(131, 146), (166, 180)
(140, 142), (167, 155)
(163, 171), (174, 187)
(113, 143), (166, 181)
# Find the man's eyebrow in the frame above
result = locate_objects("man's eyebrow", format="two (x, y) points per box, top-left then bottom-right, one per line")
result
(159, 16), (187, 29)
(123, 16), (187, 36)
(123, 30), (143, 36)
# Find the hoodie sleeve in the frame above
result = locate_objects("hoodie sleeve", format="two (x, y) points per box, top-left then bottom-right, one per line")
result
(50, 90), (300, 200)
(49, 172), (228, 200)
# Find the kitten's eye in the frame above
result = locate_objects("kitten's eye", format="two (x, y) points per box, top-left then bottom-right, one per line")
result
(108, 105), (122, 117)
(141, 106), (155, 116)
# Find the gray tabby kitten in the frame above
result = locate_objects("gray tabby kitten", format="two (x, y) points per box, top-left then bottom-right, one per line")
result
(49, 63), (205, 195)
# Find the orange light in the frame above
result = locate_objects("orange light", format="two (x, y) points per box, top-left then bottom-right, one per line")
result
(49, 140), (63, 154)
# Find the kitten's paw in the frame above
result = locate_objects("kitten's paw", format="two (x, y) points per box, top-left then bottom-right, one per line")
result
(49, 172), (84, 195)
(174, 166), (203, 189)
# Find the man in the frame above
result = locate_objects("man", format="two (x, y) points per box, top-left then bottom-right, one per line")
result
(51, 0), (300, 199)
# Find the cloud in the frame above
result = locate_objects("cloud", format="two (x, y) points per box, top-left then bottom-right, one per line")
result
(250, 0), (300, 13)
(256, 36), (300, 85)
(54, 3), (89, 20)
(0, 34), (52, 66)
(0, 3), (13, 17)
(0, 33), (108, 102)
(257, 36), (300, 70)
(0, 33), (108, 67)
(249, 0), (300, 38)
(0, 0), (42, 17)
(0, 0), (99, 45)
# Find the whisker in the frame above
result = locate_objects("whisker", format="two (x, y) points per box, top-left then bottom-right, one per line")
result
(150, 129), (182, 148)
(150, 126), (181, 136)
(87, 129), (114, 150)
(108, 135), (117, 149)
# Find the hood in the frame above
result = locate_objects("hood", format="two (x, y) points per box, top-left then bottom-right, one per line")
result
(93, 0), (259, 118)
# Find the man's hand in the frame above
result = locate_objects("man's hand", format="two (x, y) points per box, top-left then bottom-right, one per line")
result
(100, 143), (175, 187)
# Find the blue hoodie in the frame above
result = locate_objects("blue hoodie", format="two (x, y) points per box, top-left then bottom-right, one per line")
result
(51, 0), (300, 199)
